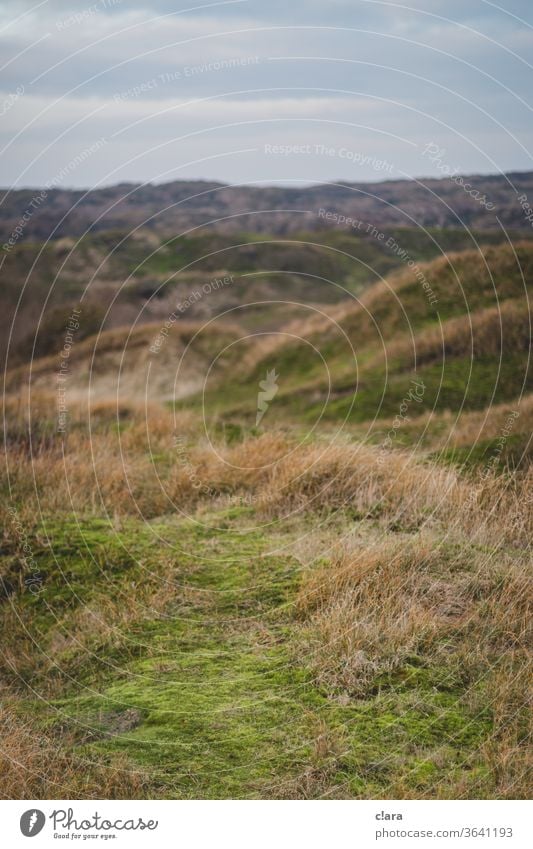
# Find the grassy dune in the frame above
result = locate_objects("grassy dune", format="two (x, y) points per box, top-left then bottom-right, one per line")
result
(177, 243), (533, 467)
(1, 241), (531, 799)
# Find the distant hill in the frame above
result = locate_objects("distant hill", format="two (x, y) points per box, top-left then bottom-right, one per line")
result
(4, 224), (533, 370)
(1, 171), (533, 243)
(11, 241), (532, 434)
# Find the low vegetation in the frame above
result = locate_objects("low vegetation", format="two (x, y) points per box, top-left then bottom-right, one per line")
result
(1, 239), (531, 799)
(1, 393), (531, 798)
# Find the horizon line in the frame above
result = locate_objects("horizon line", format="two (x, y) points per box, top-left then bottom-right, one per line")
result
(2, 168), (532, 194)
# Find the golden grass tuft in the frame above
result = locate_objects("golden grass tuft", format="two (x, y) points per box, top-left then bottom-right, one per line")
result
(0, 699), (147, 800)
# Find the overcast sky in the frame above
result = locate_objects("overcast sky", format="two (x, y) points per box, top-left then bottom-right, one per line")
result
(1, 0), (532, 188)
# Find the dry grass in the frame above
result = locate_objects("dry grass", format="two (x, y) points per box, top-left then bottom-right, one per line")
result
(1, 390), (531, 799)
(294, 535), (532, 798)
(3, 394), (532, 546)
(5, 318), (244, 402)
(380, 393), (533, 454)
(2, 390), (293, 520)
(0, 698), (147, 799)
(255, 441), (533, 546)
(363, 299), (532, 373)
(296, 536), (531, 692)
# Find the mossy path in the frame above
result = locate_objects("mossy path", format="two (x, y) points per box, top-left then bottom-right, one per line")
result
(5, 512), (494, 798)
(57, 517), (323, 798)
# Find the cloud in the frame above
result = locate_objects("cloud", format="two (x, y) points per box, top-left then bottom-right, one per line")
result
(0, 0), (531, 186)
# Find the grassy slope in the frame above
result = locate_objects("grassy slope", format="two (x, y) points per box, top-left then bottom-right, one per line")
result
(185, 243), (533, 467)
(3, 502), (525, 800)
(1, 241), (531, 799)
(1, 400), (531, 799)
(4, 226), (533, 366)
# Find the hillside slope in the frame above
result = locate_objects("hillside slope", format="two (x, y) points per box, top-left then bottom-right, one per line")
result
(198, 243), (533, 427)
(4, 225), (533, 369)
(8, 241), (532, 467)
(5, 320), (243, 407)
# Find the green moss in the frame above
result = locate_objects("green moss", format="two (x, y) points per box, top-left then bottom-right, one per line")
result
(2, 508), (505, 799)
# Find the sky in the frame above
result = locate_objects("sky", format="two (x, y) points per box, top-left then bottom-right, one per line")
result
(1, 0), (532, 188)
